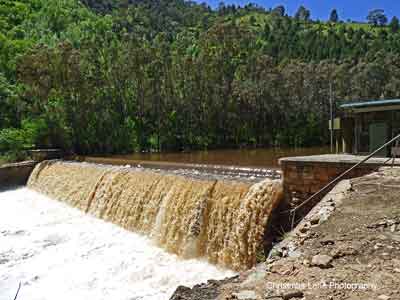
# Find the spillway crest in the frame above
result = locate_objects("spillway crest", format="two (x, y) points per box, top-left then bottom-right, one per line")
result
(28, 161), (283, 270)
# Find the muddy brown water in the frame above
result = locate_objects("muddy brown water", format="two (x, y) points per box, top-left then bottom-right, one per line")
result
(79, 147), (329, 181)
(91, 147), (330, 168)
(28, 160), (283, 270)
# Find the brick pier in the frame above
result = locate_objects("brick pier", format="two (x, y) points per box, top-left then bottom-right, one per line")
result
(279, 154), (400, 210)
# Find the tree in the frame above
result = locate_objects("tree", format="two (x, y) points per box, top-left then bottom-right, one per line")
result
(295, 6), (310, 22)
(4, 0), (400, 159)
(272, 5), (285, 17)
(218, 1), (226, 16)
(390, 16), (400, 33)
(329, 9), (339, 23)
(367, 9), (388, 26)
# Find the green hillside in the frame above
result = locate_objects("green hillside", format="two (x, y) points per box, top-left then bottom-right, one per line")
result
(1, 0), (400, 160)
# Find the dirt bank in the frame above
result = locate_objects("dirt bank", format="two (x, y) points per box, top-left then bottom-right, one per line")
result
(171, 167), (400, 300)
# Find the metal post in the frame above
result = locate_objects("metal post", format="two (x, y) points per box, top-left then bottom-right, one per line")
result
(330, 81), (334, 153)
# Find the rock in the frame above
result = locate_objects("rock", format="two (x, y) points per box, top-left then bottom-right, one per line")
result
(288, 250), (302, 258)
(241, 264), (266, 286)
(390, 225), (396, 232)
(368, 221), (389, 229)
(320, 238), (335, 246)
(391, 258), (400, 267)
(377, 295), (390, 300)
(347, 264), (367, 273)
(309, 215), (320, 225)
(268, 248), (282, 260)
(265, 291), (304, 300)
(169, 277), (238, 300)
(330, 246), (358, 258)
(302, 259), (311, 267)
(170, 286), (192, 300)
(368, 219), (400, 230)
(270, 261), (296, 275)
(232, 290), (257, 300)
(311, 254), (333, 268)
(299, 223), (311, 234)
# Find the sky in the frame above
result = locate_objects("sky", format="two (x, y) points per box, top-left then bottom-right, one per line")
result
(193, 0), (399, 22)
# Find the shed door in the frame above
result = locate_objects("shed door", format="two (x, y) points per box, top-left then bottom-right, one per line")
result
(369, 122), (388, 156)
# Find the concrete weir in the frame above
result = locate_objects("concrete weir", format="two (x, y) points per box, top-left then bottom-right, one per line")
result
(2, 153), (397, 270)
(3, 152), (399, 300)
(0, 149), (63, 190)
(0, 161), (37, 190)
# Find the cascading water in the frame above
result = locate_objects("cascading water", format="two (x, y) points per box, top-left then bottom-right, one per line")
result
(0, 188), (234, 300)
(27, 160), (283, 271)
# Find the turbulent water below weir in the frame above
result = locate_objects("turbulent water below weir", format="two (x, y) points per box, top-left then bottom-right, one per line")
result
(27, 161), (283, 270)
(0, 188), (234, 300)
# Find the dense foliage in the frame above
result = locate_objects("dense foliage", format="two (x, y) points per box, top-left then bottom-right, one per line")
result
(1, 0), (400, 158)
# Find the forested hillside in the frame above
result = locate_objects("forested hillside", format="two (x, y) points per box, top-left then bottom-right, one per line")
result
(1, 0), (400, 159)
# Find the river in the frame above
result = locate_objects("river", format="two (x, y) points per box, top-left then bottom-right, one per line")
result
(0, 189), (234, 300)
(78, 147), (329, 181)
(92, 147), (329, 168)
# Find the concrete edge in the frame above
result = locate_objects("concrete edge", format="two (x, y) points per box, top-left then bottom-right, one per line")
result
(268, 178), (353, 260)
(1, 160), (37, 168)
(0, 160), (38, 190)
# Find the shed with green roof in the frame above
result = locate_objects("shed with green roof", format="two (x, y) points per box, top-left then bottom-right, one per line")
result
(340, 99), (400, 156)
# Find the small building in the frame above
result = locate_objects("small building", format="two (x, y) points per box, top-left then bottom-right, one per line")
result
(339, 99), (400, 157)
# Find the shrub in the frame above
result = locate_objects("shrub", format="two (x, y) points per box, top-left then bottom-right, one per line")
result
(0, 128), (29, 163)
(0, 150), (29, 164)
(21, 118), (49, 147)
(0, 128), (25, 152)
(0, 118), (50, 163)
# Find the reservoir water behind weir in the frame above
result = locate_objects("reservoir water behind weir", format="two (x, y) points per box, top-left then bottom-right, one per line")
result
(79, 147), (329, 182)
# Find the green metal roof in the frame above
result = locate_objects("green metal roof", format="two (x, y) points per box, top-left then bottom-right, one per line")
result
(341, 99), (400, 109)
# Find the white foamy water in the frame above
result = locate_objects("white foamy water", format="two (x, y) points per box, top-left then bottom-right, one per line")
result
(0, 188), (234, 300)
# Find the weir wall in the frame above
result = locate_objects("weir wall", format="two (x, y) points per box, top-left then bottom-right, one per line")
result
(0, 161), (38, 190)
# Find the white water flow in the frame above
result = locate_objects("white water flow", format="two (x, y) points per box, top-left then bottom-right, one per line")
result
(0, 188), (234, 300)
(27, 161), (283, 270)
